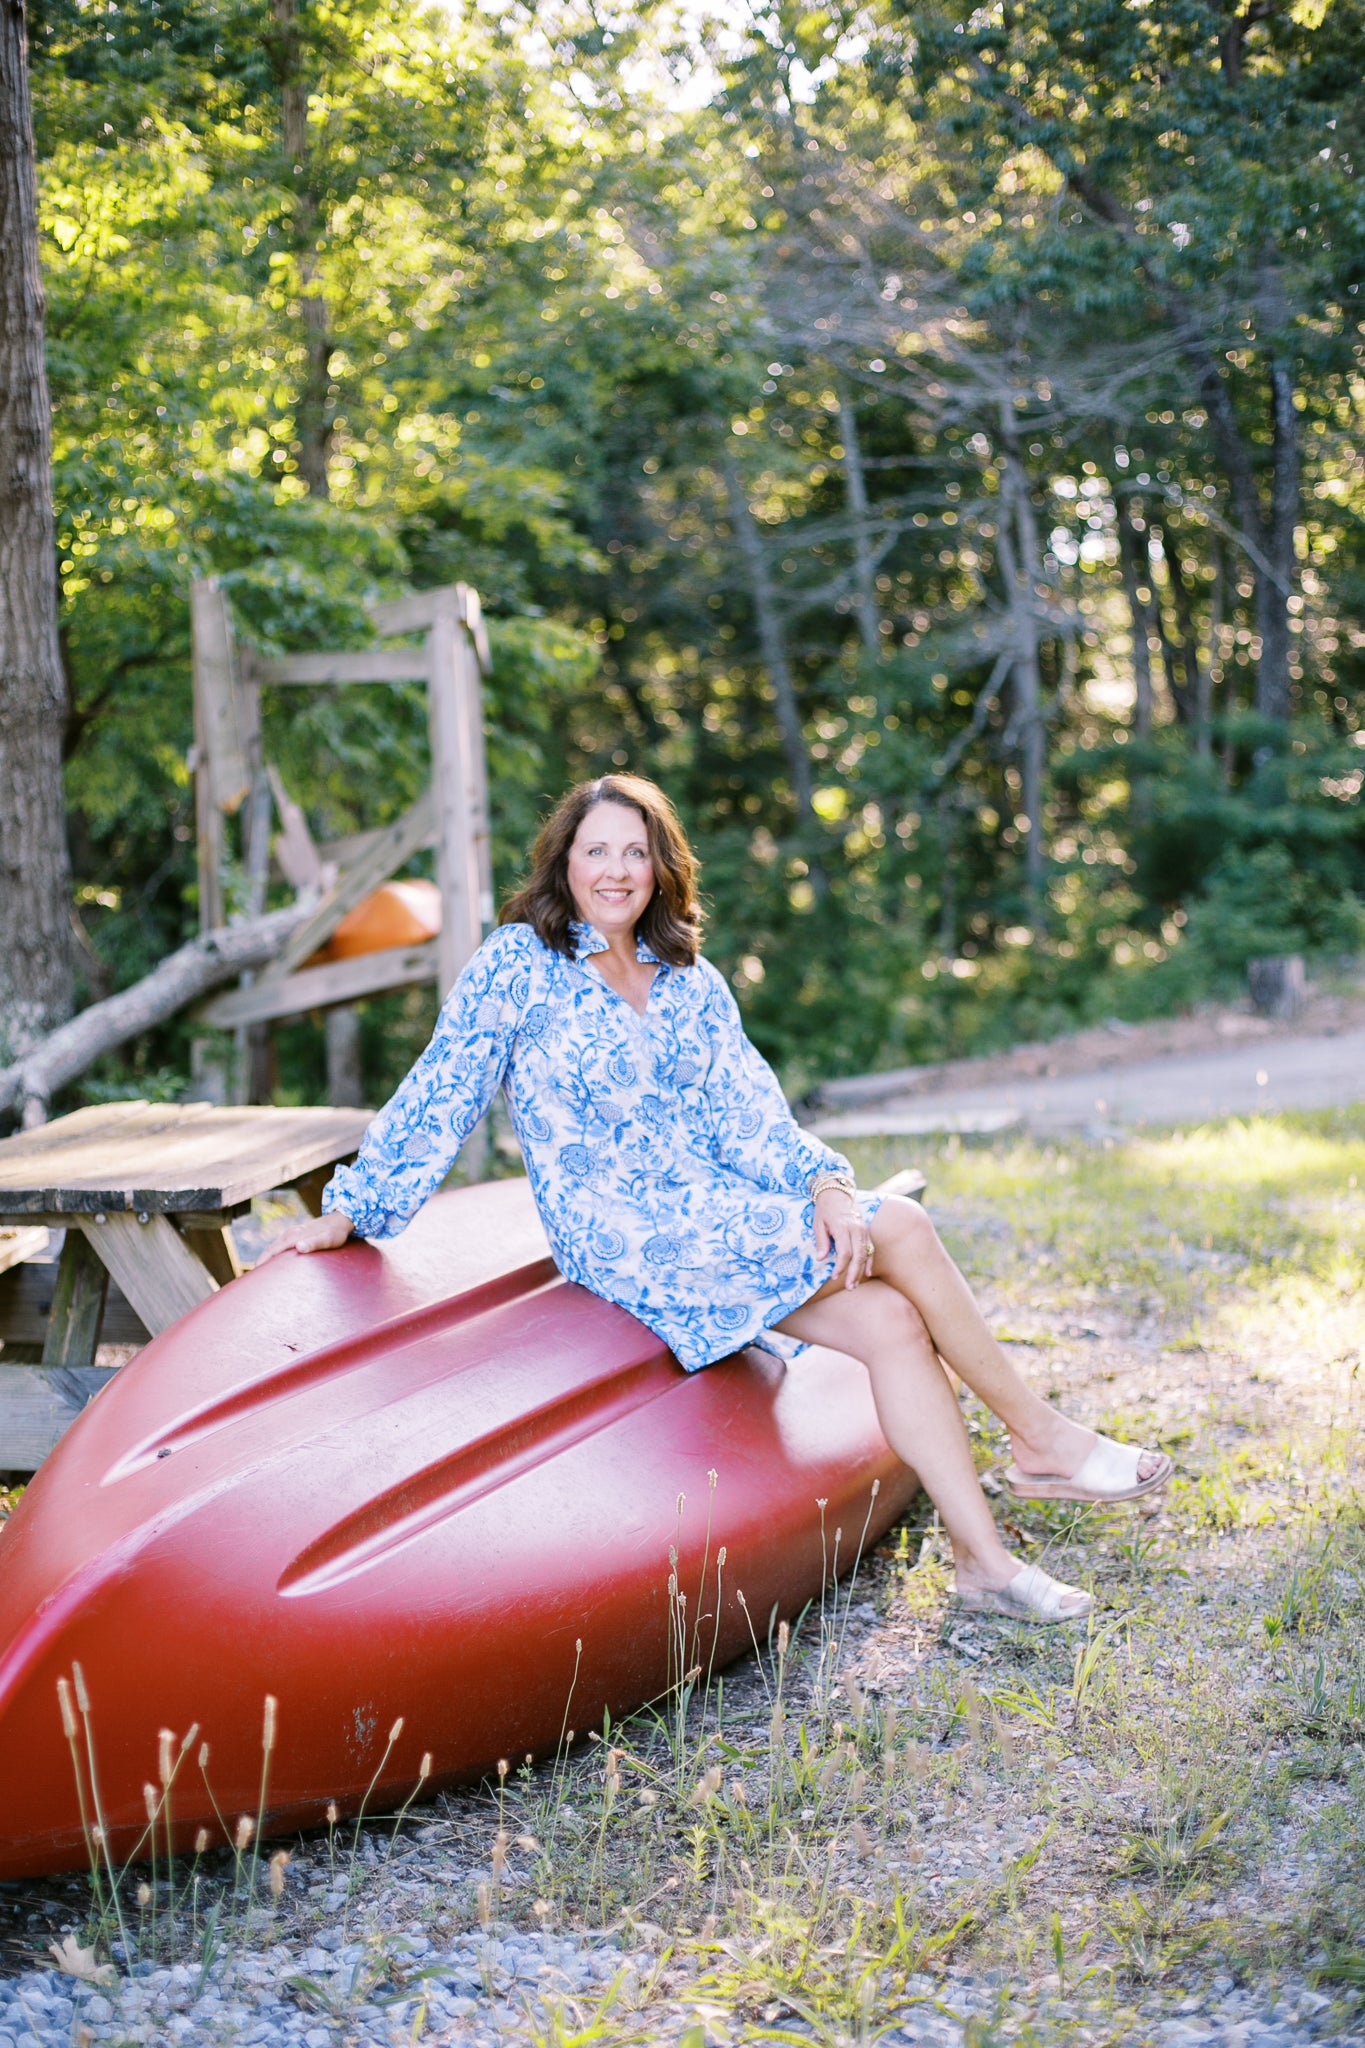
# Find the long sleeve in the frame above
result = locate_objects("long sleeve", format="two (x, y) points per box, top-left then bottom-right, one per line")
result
(322, 924), (529, 1239)
(696, 961), (853, 1196)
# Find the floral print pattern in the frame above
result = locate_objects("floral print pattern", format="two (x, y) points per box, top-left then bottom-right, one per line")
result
(323, 920), (877, 1371)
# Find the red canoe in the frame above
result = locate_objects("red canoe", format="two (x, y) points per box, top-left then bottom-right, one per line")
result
(0, 1179), (916, 1879)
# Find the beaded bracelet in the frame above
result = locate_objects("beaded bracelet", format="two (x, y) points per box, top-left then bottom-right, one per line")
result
(809, 1168), (857, 1202)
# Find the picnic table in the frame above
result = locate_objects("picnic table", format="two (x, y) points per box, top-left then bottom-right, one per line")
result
(0, 1100), (371, 1469)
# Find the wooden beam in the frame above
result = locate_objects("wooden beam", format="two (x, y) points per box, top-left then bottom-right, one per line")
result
(427, 607), (483, 995)
(0, 1367), (119, 1474)
(267, 791), (436, 978)
(255, 648), (432, 686)
(268, 763), (326, 892)
(456, 619), (494, 926)
(190, 579), (250, 814)
(199, 940), (440, 1028)
(41, 1230), (110, 1371)
(458, 583), (493, 675)
(178, 1223), (243, 1287)
(0, 1226), (47, 1277)
(313, 814), (438, 876)
(366, 586), (463, 637)
(0, 1260), (151, 1349)
(80, 1214), (217, 1336)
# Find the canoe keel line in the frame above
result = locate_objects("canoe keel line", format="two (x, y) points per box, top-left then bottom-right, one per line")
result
(0, 1181), (916, 1878)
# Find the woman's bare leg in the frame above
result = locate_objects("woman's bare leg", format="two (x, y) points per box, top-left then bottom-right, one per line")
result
(864, 1197), (1163, 1483)
(774, 1280), (1024, 1594)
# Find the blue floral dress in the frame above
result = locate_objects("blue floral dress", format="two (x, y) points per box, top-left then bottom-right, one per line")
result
(323, 920), (879, 1371)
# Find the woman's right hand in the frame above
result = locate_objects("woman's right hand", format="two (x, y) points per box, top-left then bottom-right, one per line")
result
(254, 1208), (355, 1267)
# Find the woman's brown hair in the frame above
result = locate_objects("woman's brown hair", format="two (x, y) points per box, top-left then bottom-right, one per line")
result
(500, 775), (703, 967)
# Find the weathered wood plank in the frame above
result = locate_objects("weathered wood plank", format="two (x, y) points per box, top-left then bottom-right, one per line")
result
(84, 1214), (217, 1335)
(317, 814), (437, 873)
(200, 941), (440, 1028)
(458, 582), (492, 675)
(0, 1226), (48, 1277)
(190, 578), (250, 815)
(41, 1231), (110, 1371)
(0, 1260), (151, 1349)
(255, 648), (431, 686)
(428, 611), (481, 996)
(0, 1366), (118, 1473)
(0, 1103), (372, 1212)
(179, 1224), (243, 1287)
(268, 792), (437, 979)
(456, 619), (494, 926)
(268, 763), (326, 891)
(366, 586), (461, 637)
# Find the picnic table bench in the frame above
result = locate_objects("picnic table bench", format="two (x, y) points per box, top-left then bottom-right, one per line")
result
(0, 1100), (371, 1469)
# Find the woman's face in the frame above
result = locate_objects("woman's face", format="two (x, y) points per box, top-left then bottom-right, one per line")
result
(567, 801), (656, 938)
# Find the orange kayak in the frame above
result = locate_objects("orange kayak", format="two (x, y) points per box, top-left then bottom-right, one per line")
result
(0, 1179), (915, 1878)
(306, 879), (442, 965)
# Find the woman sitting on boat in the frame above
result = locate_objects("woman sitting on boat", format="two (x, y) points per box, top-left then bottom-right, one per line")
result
(262, 773), (1170, 1623)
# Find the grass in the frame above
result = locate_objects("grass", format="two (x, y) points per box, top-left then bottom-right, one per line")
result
(9, 1107), (1365, 2043)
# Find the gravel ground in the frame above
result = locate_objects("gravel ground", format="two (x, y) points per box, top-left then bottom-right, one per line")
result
(0, 1934), (1357, 2046)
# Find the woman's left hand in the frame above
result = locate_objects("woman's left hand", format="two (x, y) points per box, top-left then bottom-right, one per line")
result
(813, 1188), (875, 1290)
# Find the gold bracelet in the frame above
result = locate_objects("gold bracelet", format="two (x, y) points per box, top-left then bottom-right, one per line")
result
(810, 1168), (857, 1201)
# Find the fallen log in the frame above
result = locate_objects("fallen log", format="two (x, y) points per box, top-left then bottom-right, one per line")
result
(0, 904), (309, 1126)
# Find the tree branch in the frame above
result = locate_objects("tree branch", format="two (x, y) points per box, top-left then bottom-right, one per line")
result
(0, 902), (310, 1125)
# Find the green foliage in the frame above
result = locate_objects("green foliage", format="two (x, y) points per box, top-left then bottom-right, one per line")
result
(26, 0), (1365, 1104)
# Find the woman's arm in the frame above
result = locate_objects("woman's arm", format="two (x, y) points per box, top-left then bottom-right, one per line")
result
(258, 926), (529, 1264)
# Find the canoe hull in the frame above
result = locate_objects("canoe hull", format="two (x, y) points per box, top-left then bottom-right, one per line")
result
(0, 1182), (915, 1878)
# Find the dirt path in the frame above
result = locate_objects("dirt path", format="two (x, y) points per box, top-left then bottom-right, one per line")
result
(811, 986), (1365, 1139)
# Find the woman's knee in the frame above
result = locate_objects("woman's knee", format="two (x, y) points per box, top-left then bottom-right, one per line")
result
(862, 1284), (934, 1360)
(874, 1194), (940, 1263)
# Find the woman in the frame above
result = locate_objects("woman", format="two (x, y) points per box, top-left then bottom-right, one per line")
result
(262, 774), (1171, 1622)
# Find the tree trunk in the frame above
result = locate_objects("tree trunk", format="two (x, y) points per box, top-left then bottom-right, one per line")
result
(723, 454), (816, 823)
(1164, 535), (1213, 755)
(1260, 268), (1301, 724)
(837, 384), (881, 653)
(0, 0), (73, 1063)
(996, 410), (1046, 910)
(1114, 489), (1155, 741)
(271, 0), (333, 498)
(325, 1004), (365, 1108)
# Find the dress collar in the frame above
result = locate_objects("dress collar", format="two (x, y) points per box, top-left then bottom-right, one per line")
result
(570, 919), (660, 967)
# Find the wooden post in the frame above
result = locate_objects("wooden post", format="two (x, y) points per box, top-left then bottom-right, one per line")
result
(190, 584), (228, 937)
(40, 1230), (109, 1371)
(426, 600), (483, 996)
(189, 578), (238, 1100)
(427, 597), (489, 1176)
(81, 1213), (217, 1336)
(456, 586), (494, 931)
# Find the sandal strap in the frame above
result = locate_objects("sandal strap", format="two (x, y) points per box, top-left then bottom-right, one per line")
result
(1003, 1564), (1089, 1620)
(1067, 1432), (1146, 1496)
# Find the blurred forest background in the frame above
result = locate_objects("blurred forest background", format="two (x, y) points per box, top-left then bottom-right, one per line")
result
(27, 0), (1365, 1104)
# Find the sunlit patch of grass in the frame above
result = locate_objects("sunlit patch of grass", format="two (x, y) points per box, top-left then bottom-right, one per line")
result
(846, 1111), (1365, 1328)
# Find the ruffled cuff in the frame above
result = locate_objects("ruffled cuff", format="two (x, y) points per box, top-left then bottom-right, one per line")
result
(321, 1162), (405, 1241)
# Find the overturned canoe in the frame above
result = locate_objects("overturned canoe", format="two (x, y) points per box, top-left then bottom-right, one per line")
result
(0, 1179), (916, 1879)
